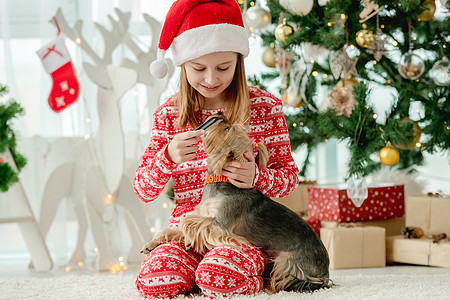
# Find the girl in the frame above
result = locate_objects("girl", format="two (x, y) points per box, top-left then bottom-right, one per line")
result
(134, 0), (299, 298)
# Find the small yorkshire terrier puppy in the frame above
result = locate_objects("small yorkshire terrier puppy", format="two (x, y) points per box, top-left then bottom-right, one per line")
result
(142, 113), (331, 293)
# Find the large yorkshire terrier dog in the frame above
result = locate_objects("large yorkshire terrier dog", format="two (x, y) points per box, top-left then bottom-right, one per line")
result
(142, 113), (331, 292)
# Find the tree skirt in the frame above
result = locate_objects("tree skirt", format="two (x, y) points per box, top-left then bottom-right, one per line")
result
(1, 272), (450, 299)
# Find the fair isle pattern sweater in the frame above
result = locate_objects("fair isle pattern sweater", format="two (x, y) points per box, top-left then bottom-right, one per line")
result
(134, 86), (299, 227)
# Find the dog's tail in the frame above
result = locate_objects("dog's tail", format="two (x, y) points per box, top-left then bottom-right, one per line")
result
(179, 215), (249, 255)
(269, 251), (333, 293)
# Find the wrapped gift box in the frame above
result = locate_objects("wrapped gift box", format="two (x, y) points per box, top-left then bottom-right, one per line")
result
(272, 181), (316, 215)
(320, 225), (386, 269)
(386, 235), (450, 268)
(308, 184), (404, 222)
(305, 217), (321, 237)
(406, 195), (450, 236)
(321, 217), (405, 237)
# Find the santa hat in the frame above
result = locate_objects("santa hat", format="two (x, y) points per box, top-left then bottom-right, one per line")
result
(150, 0), (249, 79)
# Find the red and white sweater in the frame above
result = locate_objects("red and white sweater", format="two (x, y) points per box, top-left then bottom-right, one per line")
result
(134, 86), (299, 227)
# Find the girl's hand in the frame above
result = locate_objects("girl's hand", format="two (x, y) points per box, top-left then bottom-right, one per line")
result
(222, 152), (256, 189)
(166, 130), (204, 164)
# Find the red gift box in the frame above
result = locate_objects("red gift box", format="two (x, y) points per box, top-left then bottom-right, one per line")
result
(308, 184), (404, 222)
(305, 217), (321, 237)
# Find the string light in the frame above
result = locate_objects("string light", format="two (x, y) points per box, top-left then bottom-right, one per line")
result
(310, 59), (315, 64)
(312, 71), (319, 77)
(416, 142), (422, 148)
(163, 202), (168, 208)
(443, 45), (447, 49)
(323, 74), (328, 78)
(381, 24), (385, 29)
(150, 227), (156, 233)
(238, 0), (243, 4)
(327, 21), (332, 27)
(75, 38), (81, 44)
(83, 134), (91, 140)
(387, 79), (391, 84)
(373, 114), (378, 119)
(300, 122), (304, 126)
(324, 138), (329, 142)
(105, 194), (114, 205)
(65, 266), (72, 272)
(78, 261), (84, 267)
(86, 117), (92, 123)
(373, 60), (377, 65)
(341, 14), (346, 19)
(392, 40), (398, 46)
(293, 123), (297, 127)
(250, 1), (255, 6)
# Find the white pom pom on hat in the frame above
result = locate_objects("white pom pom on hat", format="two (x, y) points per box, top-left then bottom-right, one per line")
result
(150, 0), (250, 79)
(150, 50), (169, 79)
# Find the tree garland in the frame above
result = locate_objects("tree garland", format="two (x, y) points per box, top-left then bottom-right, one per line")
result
(0, 84), (27, 192)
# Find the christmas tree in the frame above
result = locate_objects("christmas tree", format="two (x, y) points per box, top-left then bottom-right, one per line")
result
(241, 0), (449, 180)
(0, 84), (27, 192)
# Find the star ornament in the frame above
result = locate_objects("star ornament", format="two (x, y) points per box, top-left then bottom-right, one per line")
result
(342, 47), (359, 78)
(366, 28), (387, 61)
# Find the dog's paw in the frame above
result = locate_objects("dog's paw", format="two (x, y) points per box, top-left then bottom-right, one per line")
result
(140, 241), (158, 254)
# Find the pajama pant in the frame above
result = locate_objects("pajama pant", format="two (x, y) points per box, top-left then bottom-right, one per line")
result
(136, 242), (266, 299)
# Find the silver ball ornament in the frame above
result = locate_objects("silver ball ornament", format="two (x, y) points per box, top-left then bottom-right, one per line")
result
(245, 5), (272, 30)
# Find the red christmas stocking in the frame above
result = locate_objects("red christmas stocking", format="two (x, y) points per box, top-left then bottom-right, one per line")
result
(36, 36), (79, 113)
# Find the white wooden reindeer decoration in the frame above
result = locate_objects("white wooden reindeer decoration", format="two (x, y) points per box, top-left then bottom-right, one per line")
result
(37, 8), (173, 271)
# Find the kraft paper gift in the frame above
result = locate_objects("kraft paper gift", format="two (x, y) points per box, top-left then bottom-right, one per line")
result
(320, 225), (386, 269)
(386, 235), (450, 268)
(272, 182), (315, 214)
(321, 217), (405, 237)
(406, 195), (450, 236)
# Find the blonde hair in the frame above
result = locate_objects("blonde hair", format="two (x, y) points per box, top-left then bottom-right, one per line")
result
(176, 54), (250, 129)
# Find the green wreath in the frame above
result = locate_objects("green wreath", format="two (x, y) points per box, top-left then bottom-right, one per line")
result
(0, 84), (27, 192)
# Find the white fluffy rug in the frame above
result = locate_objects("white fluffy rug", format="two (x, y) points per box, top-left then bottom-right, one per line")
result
(1, 272), (450, 300)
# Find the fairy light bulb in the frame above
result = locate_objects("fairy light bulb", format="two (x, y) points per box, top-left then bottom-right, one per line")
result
(75, 37), (81, 44)
(65, 266), (72, 272)
(162, 202), (168, 208)
(78, 261), (84, 267)
(105, 194), (113, 205)
(312, 71), (319, 77)
(150, 227), (156, 233)
(416, 142), (422, 148)
(373, 114), (378, 119)
(83, 134), (91, 140)
(86, 117), (91, 123)
(323, 74), (328, 78)
(392, 40), (398, 46)
(310, 59), (315, 64)
(293, 123), (297, 127)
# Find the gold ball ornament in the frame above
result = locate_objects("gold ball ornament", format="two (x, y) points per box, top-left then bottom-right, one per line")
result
(379, 142), (400, 166)
(262, 47), (277, 68)
(356, 24), (374, 48)
(275, 22), (294, 42)
(418, 0), (436, 21)
(395, 118), (422, 150)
